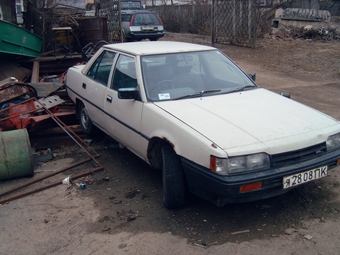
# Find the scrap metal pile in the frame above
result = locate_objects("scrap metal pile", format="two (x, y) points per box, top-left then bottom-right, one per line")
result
(0, 77), (76, 132)
(0, 77), (104, 204)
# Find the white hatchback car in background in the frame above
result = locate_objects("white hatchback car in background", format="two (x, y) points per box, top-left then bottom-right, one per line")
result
(121, 9), (164, 42)
(66, 41), (340, 209)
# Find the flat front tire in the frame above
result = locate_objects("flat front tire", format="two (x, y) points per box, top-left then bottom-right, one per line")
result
(79, 103), (94, 135)
(162, 144), (186, 209)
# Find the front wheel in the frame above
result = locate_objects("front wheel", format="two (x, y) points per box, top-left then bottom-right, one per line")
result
(162, 144), (186, 209)
(79, 103), (95, 135)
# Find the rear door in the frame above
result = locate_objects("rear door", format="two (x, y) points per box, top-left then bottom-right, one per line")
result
(82, 50), (117, 130)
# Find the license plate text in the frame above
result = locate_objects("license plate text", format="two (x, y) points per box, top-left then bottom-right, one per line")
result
(283, 166), (328, 189)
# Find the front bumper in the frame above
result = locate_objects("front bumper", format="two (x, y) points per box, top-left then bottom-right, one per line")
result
(182, 149), (340, 207)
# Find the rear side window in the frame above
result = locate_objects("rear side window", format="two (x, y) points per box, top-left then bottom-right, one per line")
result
(122, 14), (132, 22)
(132, 13), (161, 26)
(86, 50), (116, 86)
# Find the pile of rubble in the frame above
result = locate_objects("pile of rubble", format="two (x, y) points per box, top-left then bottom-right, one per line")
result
(271, 25), (340, 41)
(270, 8), (340, 41)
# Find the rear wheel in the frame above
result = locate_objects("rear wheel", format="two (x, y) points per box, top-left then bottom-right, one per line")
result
(162, 143), (186, 209)
(123, 34), (133, 42)
(79, 103), (95, 135)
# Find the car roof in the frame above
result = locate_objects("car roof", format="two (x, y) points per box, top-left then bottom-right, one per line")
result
(102, 41), (216, 56)
(121, 9), (156, 14)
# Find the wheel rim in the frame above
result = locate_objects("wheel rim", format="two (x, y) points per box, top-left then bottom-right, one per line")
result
(81, 108), (89, 130)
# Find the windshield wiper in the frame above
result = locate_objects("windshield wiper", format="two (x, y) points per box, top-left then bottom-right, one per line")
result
(174, 89), (221, 100)
(224, 85), (256, 94)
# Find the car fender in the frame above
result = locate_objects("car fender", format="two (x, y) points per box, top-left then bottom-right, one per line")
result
(142, 103), (226, 169)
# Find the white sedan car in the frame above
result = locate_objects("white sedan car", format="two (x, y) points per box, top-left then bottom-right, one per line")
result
(66, 41), (340, 209)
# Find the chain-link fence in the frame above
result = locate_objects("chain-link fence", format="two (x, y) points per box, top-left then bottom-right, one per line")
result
(100, 0), (122, 43)
(100, 0), (258, 47)
(212, 0), (258, 48)
(153, 0), (258, 48)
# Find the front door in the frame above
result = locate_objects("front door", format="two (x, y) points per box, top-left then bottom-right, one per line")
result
(103, 54), (144, 158)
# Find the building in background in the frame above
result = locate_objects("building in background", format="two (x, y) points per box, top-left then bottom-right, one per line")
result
(16, 0), (24, 24)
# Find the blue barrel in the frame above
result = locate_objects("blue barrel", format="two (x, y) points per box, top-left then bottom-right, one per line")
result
(0, 129), (34, 181)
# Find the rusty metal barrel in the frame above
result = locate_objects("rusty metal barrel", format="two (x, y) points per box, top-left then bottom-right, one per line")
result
(77, 17), (108, 48)
(0, 129), (34, 181)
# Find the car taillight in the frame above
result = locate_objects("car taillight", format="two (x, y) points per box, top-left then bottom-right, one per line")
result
(130, 15), (135, 26)
(157, 14), (163, 25)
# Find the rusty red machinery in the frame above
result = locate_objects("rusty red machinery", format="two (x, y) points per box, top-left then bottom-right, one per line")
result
(0, 77), (76, 132)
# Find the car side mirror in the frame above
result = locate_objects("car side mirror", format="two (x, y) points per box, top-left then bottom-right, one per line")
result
(280, 92), (291, 98)
(118, 87), (139, 99)
(248, 72), (256, 81)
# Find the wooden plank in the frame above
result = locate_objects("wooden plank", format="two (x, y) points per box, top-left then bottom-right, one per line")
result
(31, 60), (40, 82)
(18, 54), (82, 62)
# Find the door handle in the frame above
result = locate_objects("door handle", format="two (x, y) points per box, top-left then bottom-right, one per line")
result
(82, 83), (86, 89)
(106, 95), (112, 103)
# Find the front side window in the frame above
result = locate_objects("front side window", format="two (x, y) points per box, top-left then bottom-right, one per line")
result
(111, 55), (137, 91)
(86, 50), (116, 85)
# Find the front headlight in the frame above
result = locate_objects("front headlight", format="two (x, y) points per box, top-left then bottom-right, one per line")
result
(326, 133), (340, 151)
(210, 153), (270, 175)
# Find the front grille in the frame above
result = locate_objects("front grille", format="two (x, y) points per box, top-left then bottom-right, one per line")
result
(271, 143), (327, 167)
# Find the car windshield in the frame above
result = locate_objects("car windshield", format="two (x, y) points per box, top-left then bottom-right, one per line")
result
(141, 50), (256, 102)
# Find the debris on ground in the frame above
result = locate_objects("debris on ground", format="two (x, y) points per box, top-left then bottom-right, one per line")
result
(270, 26), (340, 41)
(0, 62), (32, 82)
(304, 234), (313, 240)
(125, 189), (141, 199)
(268, 8), (340, 42)
(230, 229), (251, 235)
(32, 148), (53, 162)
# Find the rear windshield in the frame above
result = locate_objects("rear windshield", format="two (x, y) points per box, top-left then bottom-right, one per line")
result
(132, 13), (161, 25)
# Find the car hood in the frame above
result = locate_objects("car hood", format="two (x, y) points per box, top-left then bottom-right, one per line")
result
(153, 88), (340, 156)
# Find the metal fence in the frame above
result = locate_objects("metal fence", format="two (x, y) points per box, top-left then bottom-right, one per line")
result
(100, 0), (259, 47)
(100, 0), (122, 43)
(212, 0), (258, 48)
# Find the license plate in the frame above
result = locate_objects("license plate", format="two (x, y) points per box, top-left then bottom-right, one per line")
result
(283, 166), (328, 189)
(142, 26), (155, 31)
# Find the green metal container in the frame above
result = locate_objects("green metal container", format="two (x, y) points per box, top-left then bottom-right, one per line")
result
(0, 20), (43, 58)
(0, 129), (34, 181)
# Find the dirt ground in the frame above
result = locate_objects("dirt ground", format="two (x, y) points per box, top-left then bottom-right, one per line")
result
(1, 34), (340, 255)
